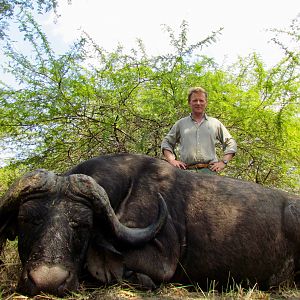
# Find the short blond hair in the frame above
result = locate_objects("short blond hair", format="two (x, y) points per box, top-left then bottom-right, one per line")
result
(188, 87), (208, 102)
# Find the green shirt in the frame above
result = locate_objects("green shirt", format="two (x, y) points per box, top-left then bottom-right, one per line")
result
(161, 114), (237, 164)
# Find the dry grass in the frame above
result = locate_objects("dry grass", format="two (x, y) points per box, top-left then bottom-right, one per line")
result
(2, 241), (300, 300)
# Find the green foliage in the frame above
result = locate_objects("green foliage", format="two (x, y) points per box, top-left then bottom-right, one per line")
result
(0, 16), (299, 194)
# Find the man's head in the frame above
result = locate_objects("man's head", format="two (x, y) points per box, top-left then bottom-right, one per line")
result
(187, 87), (208, 103)
(187, 87), (208, 116)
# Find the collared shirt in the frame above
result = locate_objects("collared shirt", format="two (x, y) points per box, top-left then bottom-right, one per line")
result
(161, 114), (237, 165)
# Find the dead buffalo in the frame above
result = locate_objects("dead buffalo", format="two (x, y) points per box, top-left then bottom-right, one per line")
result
(0, 153), (300, 296)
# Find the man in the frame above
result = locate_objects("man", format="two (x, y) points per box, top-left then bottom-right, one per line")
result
(161, 87), (237, 174)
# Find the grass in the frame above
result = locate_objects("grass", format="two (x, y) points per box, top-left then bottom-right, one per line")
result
(2, 241), (300, 300)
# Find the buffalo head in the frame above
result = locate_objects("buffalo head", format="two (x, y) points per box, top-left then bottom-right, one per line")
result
(0, 169), (167, 296)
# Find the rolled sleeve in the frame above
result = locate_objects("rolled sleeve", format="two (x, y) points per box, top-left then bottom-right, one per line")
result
(223, 137), (237, 154)
(217, 122), (237, 154)
(161, 123), (179, 154)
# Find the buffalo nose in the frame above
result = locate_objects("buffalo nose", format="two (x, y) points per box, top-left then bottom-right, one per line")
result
(29, 265), (69, 290)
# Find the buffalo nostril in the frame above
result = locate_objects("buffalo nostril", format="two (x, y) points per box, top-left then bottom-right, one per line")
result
(29, 265), (69, 289)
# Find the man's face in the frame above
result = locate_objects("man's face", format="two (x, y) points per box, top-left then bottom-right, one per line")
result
(189, 92), (207, 115)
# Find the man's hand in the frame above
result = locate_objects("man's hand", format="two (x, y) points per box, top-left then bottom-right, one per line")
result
(210, 161), (226, 172)
(163, 149), (187, 169)
(168, 159), (187, 169)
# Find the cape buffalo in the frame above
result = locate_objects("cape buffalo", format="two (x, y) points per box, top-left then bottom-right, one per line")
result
(0, 153), (300, 296)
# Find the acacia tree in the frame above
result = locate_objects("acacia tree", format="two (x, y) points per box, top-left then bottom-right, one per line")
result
(0, 17), (299, 194)
(0, 0), (62, 40)
(227, 18), (300, 191)
(223, 58), (299, 189)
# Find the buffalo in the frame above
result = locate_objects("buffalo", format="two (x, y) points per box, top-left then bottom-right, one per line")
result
(0, 153), (300, 296)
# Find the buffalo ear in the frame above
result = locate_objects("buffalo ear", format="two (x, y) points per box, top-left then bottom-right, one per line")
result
(0, 212), (18, 255)
(0, 168), (57, 254)
(93, 234), (122, 256)
(2, 214), (18, 240)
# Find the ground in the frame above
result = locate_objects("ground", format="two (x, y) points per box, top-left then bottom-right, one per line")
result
(1, 241), (300, 299)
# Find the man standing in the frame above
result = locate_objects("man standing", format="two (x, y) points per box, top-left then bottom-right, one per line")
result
(161, 87), (237, 174)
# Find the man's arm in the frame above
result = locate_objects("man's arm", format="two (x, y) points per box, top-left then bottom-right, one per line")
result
(161, 122), (187, 169)
(211, 121), (237, 172)
(163, 149), (187, 169)
(210, 152), (235, 172)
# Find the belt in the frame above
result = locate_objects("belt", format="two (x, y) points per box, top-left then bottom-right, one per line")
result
(187, 163), (210, 170)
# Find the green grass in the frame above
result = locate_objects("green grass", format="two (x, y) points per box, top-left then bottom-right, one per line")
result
(1, 241), (300, 299)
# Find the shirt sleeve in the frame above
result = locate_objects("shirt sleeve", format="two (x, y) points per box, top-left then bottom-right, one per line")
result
(161, 122), (180, 154)
(217, 122), (237, 154)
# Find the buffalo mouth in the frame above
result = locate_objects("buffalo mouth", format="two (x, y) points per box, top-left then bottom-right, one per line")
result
(18, 264), (79, 297)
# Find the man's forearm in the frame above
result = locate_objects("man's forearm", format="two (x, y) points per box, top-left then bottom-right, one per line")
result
(163, 149), (176, 162)
(223, 153), (235, 163)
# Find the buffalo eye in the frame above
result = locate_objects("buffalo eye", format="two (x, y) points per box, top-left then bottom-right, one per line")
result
(18, 212), (44, 226)
(67, 204), (93, 230)
(69, 218), (92, 230)
(69, 221), (80, 228)
(18, 199), (48, 226)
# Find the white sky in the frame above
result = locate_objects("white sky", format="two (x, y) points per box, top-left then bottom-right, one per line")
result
(42, 0), (300, 67)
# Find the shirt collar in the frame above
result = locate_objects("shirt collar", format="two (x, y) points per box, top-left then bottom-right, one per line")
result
(189, 113), (208, 122)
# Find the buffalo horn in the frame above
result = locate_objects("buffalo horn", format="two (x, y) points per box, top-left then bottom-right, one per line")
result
(67, 174), (168, 245)
(0, 169), (57, 214)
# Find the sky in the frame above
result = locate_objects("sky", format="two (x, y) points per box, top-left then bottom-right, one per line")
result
(40, 0), (300, 67)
